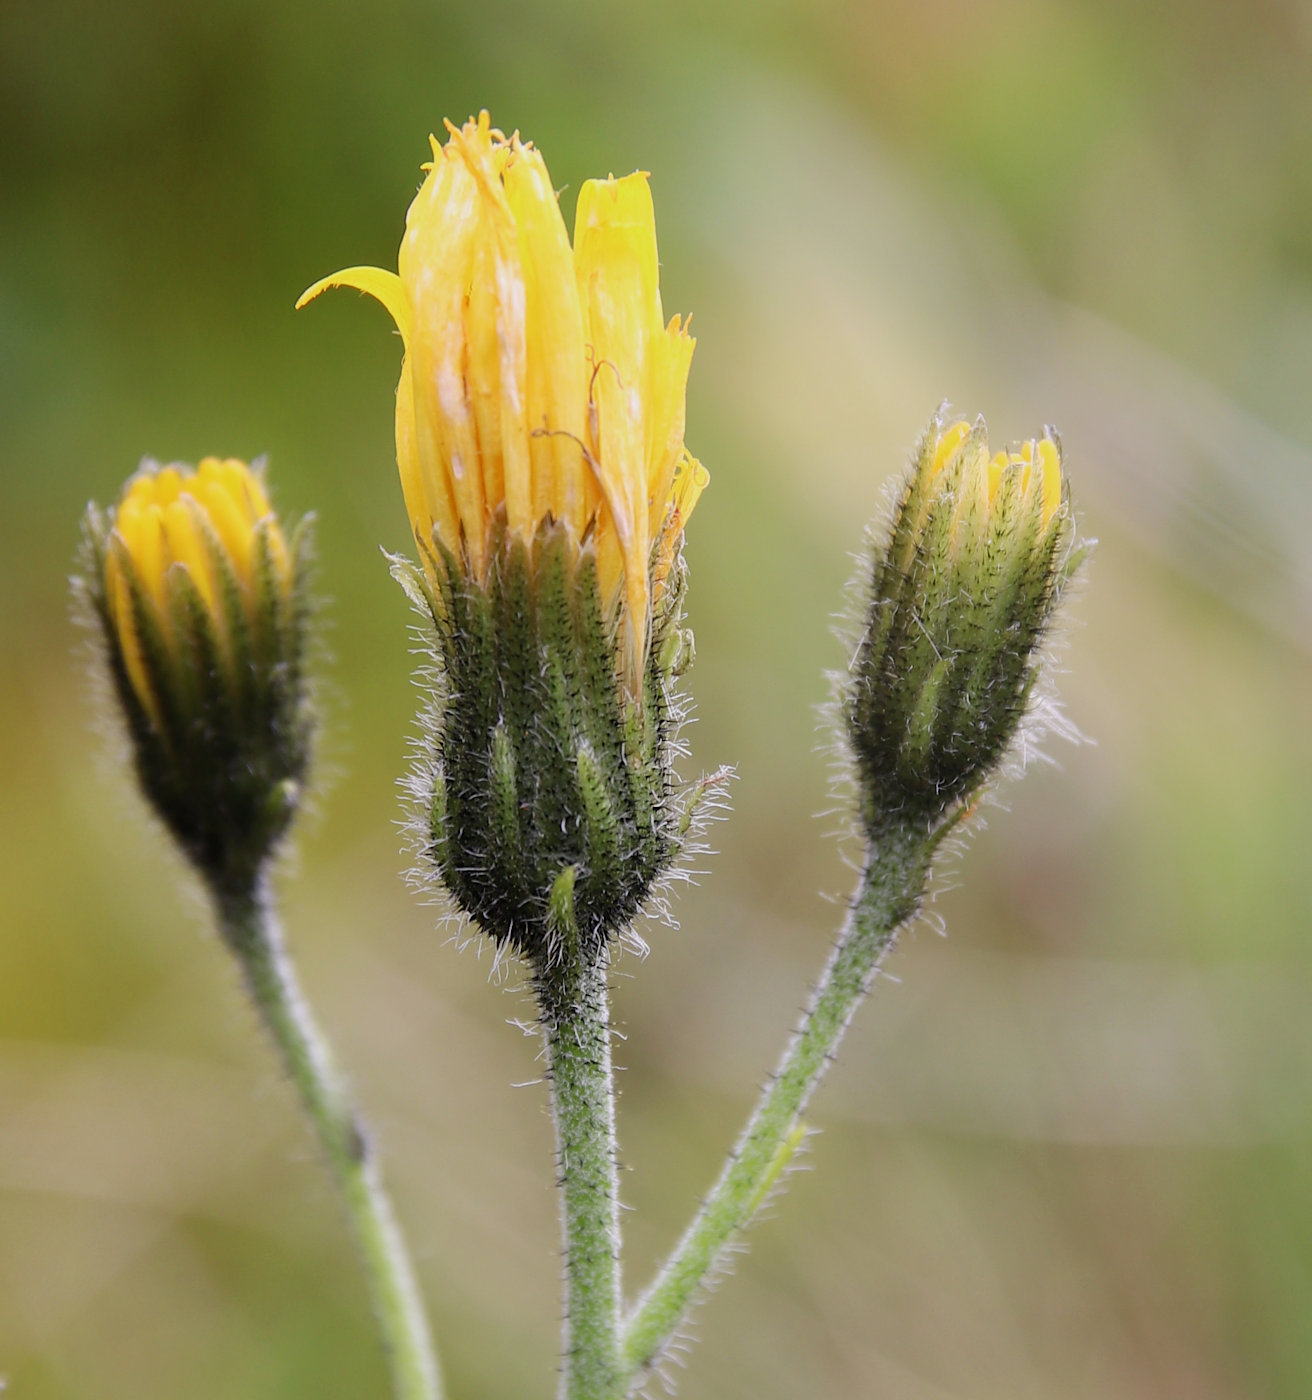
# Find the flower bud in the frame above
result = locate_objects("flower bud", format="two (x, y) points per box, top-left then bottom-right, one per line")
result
(301, 114), (712, 963)
(847, 409), (1083, 839)
(79, 458), (313, 899)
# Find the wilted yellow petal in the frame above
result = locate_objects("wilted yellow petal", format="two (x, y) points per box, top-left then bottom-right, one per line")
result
(447, 116), (532, 537)
(673, 451), (709, 524)
(651, 451), (708, 603)
(465, 231), (507, 513)
(595, 520), (626, 621)
(645, 316), (696, 535)
(574, 173), (661, 335)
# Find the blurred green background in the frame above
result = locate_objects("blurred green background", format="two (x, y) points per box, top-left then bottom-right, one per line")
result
(4, 0), (1312, 1396)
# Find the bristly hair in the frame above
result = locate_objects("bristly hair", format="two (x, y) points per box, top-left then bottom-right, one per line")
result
(71, 459), (330, 900)
(822, 407), (1095, 883)
(392, 536), (733, 979)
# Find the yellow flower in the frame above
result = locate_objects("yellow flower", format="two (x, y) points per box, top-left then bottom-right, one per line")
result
(929, 418), (1063, 528)
(105, 458), (291, 724)
(297, 112), (707, 689)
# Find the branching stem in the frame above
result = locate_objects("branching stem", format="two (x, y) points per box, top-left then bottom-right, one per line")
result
(620, 824), (934, 1390)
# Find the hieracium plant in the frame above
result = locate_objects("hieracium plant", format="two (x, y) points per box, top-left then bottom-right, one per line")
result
(77, 459), (438, 1400)
(77, 112), (1087, 1400)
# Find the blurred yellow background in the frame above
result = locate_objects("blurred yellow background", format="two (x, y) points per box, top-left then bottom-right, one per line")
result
(4, 0), (1312, 1396)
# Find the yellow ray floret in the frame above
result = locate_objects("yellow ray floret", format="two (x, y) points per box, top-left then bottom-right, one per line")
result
(988, 437), (1063, 526)
(297, 111), (706, 690)
(105, 458), (290, 722)
(930, 417), (1064, 529)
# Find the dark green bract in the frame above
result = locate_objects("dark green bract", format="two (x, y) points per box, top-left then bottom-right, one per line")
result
(399, 519), (694, 965)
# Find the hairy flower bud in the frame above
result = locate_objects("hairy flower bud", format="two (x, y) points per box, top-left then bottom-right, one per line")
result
(847, 409), (1083, 839)
(79, 458), (313, 898)
(301, 114), (713, 964)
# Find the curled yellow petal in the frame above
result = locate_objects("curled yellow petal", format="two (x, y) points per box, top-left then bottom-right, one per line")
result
(296, 265), (412, 345)
(651, 451), (709, 604)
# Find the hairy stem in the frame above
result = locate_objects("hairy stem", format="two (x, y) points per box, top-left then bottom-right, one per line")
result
(536, 934), (623, 1400)
(620, 825), (933, 1388)
(218, 877), (442, 1400)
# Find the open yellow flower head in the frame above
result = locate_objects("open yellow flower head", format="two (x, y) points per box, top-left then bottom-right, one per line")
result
(80, 458), (311, 897)
(298, 111), (707, 689)
(297, 116), (716, 957)
(104, 458), (291, 723)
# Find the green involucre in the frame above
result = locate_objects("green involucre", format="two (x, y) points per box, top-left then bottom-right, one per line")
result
(400, 517), (695, 963)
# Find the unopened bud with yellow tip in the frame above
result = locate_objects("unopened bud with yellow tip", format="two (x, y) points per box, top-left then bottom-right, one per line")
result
(848, 408), (1085, 841)
(79, 458), (313, 902)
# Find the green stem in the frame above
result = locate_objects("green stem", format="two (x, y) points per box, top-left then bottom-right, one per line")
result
(620, 825), (933, 1389)
(217, 877), (442, 1400)
(535, 905), (623, 1400)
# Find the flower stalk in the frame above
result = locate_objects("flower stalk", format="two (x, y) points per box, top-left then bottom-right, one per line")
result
(537, 868), (624, 1400)
(621, 824), (935, 1387)
(79, 458), (444, 1400)
(623, 407), (1085, 1388)
(299, 116), (715, 1395)
(218, 879), (443, 1400)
